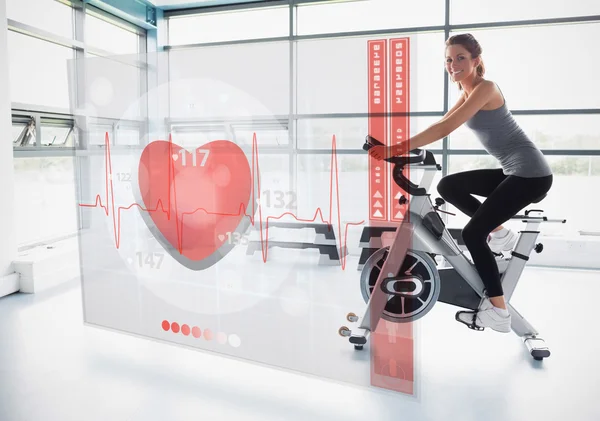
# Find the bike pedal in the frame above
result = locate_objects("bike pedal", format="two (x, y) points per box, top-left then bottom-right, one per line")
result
(455, 311), (485, 331)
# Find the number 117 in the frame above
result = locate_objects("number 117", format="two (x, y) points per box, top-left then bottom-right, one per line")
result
(179, 148), (210, 167)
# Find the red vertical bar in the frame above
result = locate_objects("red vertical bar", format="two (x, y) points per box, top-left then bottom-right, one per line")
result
(367, 40), (387, 222)
(369, 37), (415, 396)
(389, 38), (410, 222)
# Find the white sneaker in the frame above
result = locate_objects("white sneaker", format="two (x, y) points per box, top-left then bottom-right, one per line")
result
(455, 298), (512, 333)
(487, 229), (517, 253)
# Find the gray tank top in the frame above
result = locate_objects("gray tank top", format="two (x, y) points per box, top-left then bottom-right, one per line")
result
(464, 85), (552, 178)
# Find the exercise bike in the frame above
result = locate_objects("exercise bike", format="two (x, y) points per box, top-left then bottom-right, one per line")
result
(338, 135), (566, 361)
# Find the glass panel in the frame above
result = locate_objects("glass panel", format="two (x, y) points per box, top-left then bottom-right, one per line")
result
(85, 13), (139, 55)
(171, 126), (228, 148)
(296, 116), (440, 149)
(233, 122), (290, 147)
(41, 119), (76, 147)
(8, 32), (73, 109)
(296, 153), (369, 227)
(296, 152), (443, 231)
(14, 157), (79, 246)
(12, 123), (26, 144)
(168, 42), (289, 118)
(444, 155), (600, 236)
(297, 32), (445, 114)
(168, 6), (289, 45)
(12, 119), (36, 147)
(447, 23), (600, 110)
(544, 156), (600, 235)
(514, 115), (600, 150)
(82, 53), (143, 120)
(296, 0), (445, 35)
(88, 123), (114, 146)
(254, 153), (293, 214)
(451, 0), (600, 24)
(449, 114), (600, 150)
(171, 121), (289, 149)
(116, 126), (141, 145)
(7, 0), (73, 39)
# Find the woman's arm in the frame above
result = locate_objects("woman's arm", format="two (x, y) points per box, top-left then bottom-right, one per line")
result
(441, 93), (466, 122)
(388, 81), (495, 156)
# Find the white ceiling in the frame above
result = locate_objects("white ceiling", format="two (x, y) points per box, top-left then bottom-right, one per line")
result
(148, 0), (269, 10)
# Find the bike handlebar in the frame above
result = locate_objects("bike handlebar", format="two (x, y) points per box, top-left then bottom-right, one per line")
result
(363, 135), (440, 196)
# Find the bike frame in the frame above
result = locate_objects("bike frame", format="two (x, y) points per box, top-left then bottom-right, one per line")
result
(356, 162), (565, 345)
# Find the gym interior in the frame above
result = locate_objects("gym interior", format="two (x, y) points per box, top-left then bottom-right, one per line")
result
(1, 1), (599, 420)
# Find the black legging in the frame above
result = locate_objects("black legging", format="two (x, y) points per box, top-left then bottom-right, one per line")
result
(437, 169), (553, 297)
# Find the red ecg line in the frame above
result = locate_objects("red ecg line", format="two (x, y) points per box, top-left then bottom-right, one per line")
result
(79, 133), (365, 270)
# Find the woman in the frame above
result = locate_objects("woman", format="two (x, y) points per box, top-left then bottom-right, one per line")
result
(368, 33), (553, 333)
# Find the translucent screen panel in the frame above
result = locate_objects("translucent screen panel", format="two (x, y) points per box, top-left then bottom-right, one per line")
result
(75, 51), (418, 395)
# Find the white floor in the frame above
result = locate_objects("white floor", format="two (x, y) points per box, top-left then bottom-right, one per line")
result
(1, 265), (599, 421)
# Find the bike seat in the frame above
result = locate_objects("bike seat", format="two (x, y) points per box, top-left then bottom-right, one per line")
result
(532, 193), (547, 203)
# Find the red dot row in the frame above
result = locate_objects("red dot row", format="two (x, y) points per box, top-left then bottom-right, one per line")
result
(162, 320), (214, 340)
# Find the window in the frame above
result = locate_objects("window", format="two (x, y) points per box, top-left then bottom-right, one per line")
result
(116, 126), (141, 146)
(88, 122), (114, 146)
(7, 31), (74, 109)
(168, 43), (290, 117)
(7, 0), (74, 39)
(171, 125), (228, 148)
(450, 0), (600, 24)
(12, 116), (36, 147)
(513, 115), (600, 150)
(168, 6), (289, 45)
(540, 155), (600, 236)
(449, 114), (600, 150)
(296, 116), (440, 149)
(41, 118), (76, 147)
(232, 121), (289, 147)
(448, 154), (501, 173)
(13, 157), (79, 246)
(447, 23), (600, 110)
(296, 32), (446, 114)
(85, 11), (140, 55)
(295, 0), (445, 36)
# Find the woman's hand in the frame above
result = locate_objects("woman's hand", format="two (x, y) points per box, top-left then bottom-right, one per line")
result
(368, 145), (392, 161)
(368, 143), (408, 161)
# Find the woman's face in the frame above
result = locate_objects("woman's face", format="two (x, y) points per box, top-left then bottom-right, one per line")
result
(445, 44), (479, 83)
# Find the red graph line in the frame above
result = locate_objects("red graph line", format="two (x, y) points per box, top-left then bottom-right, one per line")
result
(79, 133), (365, 270)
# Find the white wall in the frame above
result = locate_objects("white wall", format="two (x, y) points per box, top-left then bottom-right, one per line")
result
(0, 0), (17, 276)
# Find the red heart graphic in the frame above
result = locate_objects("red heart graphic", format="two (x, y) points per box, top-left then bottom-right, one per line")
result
(136, 139), (255, 270)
